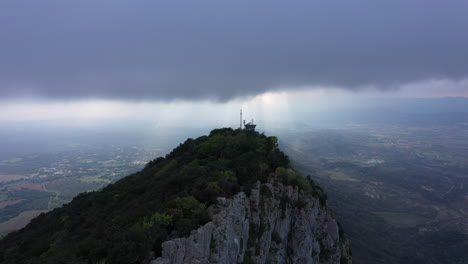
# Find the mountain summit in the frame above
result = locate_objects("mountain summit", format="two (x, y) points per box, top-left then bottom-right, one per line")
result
(0, 128), (351, 264)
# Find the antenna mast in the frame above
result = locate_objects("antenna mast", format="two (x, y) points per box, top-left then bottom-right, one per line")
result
(240, 109), (243, 129)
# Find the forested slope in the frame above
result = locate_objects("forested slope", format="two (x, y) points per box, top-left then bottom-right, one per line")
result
(1, 128), (324, 264)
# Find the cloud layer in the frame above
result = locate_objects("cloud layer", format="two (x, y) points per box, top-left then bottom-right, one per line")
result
(1, 0), (467, 101)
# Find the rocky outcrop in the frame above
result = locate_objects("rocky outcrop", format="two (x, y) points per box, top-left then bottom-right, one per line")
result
(150, 181), (352, 264)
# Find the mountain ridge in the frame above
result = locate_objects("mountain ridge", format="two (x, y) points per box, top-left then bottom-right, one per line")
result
(0, 128), (351, 264)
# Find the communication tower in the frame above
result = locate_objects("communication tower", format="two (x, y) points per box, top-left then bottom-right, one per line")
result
(239, 109), (256, 131)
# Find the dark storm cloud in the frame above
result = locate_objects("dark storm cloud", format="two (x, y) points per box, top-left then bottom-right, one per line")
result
(1, 0), (467, 101)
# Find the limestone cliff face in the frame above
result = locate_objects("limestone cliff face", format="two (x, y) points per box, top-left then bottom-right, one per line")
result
(150, 181), (352, 264)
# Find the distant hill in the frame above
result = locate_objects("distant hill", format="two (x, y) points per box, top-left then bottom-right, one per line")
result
(0, 128), (350, 264)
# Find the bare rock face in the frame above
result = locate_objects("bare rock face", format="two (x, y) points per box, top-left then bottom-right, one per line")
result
(150, 182), (352, 264)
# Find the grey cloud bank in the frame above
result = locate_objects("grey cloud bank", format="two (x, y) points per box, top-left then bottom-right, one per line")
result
(1, 0), (467, 101)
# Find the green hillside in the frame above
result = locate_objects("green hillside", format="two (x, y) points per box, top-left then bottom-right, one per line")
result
(0, 128), (324, 264)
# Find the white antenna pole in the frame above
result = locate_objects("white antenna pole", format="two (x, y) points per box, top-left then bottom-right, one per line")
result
(240, 109), (243, 129)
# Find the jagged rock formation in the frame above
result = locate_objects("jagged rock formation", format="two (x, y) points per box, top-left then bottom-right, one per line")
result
(151, 181), (351, 264)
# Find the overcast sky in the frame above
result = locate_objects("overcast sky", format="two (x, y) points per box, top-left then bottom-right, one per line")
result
(1, 0), (467, 102)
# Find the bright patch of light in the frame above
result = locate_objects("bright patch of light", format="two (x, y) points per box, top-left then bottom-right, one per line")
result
(1, 77), (467, 129)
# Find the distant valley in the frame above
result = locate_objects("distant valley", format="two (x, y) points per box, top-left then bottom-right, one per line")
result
(280, 123), (468, 264)
(0, 144), (158, 236)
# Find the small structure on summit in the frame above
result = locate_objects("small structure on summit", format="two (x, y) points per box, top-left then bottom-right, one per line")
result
(244, 119), (256, 130)
(239, 109), (256, 131)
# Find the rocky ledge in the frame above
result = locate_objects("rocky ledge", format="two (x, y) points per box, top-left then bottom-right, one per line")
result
(150, 181), (352, 264)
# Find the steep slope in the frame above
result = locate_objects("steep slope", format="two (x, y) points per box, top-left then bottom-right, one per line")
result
(0, 128), (351, 264)
(151, 181), (351, 264)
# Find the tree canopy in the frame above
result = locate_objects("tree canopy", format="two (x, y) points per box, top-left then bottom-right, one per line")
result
(0, 128), (295, 264)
